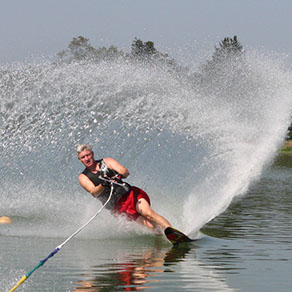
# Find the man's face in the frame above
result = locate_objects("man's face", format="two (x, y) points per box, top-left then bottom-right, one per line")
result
(78, 150), (94, 168)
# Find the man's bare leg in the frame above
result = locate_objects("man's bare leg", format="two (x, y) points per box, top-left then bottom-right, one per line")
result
(135, 198), (172, 230)
(135, 215), (156, 229)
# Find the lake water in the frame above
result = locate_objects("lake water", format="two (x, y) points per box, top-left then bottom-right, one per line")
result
(2, 154), (291, 292)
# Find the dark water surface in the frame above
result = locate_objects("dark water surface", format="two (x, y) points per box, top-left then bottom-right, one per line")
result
(2, 154), (291, 292)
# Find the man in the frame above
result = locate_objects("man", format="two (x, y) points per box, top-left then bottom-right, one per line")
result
(77, 144), (172, 232)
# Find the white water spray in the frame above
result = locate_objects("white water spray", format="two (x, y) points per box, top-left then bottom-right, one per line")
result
(0, 50), (291, 238)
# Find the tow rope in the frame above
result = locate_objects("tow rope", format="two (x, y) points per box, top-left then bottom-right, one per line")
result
(9, 178), (123, 291)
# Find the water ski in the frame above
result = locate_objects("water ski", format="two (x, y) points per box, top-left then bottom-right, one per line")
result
(164, 227), (197, 245)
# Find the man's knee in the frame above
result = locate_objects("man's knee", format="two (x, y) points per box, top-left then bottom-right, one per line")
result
(136, 215), (156, 229)
(142, 208), (157, 221)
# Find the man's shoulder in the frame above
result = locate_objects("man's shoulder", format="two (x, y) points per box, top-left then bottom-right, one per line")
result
(78, 172), (87, 182)
(103, 157), (113, 160)
(103, 157), (115, 164)
(79, 168), (91, 179)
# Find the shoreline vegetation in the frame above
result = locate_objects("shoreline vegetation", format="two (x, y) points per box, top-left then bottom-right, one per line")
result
(280, 139), (292, 153)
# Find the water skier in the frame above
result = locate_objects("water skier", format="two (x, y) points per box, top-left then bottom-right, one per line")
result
(77, 144), (172, 232)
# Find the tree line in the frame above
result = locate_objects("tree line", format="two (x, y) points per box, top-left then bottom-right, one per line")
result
(57, 36), (171, 64)
(57, 36), (291, 139)
(57, 35), (243, 67)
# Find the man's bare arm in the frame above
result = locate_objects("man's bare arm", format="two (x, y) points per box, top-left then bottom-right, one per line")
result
(78, 174), (105, 197)
(103, 157), (130, 178)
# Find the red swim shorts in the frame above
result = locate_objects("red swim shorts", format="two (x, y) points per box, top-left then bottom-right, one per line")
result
(113, 186), (151, 221)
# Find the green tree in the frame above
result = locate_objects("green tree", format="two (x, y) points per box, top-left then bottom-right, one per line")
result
(213, 35), (243, 61)
(201, 35), (244, 74)
(57, 36), (124, 63)
(129, 38), (182, 72)
(68, 36), (96, 60)
(131, 38), (158, 58)
(130, 38), (170, 62)
(288, 123), (292, 139)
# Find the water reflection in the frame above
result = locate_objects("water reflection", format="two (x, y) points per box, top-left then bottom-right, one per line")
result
(74, 246), (165, 290)
(73, 238), (175, 291)
(72, 238), (235, 291)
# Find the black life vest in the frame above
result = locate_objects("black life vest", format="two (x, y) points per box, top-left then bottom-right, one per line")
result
(82, 159), (131, 209)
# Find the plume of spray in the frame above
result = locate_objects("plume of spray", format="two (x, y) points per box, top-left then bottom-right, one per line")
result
(0, 50), (291, 238)
(184, 51), (292, 235)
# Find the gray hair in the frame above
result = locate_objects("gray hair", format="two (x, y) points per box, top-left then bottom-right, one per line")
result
(76, 144), (92, 155)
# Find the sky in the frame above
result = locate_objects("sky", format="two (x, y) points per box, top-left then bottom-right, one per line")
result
(0, 0), (291, 65)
